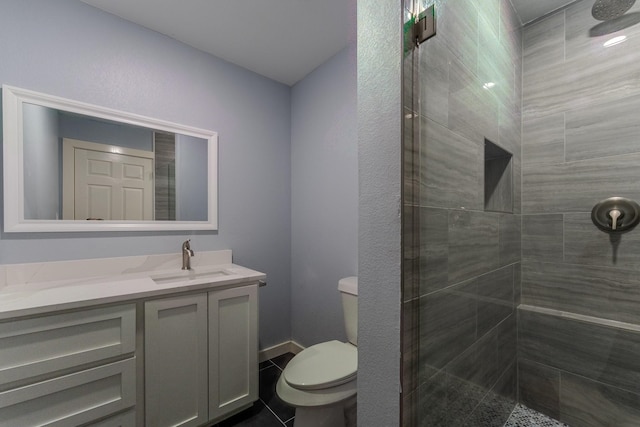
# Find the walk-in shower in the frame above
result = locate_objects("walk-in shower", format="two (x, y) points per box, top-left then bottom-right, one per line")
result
(401, 0), (640, 425)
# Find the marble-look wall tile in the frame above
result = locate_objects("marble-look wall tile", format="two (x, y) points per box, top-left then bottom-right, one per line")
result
(521, 214), (563, 262)
(564, 212), (640, 270)
(522, 113), (565, 167)
(560, 372), (640, 427)
(523, 12), (565, 75)
(402, 205), (420, 301)
(479, 20), (514, 110)
(402, 297), (419, 395)
(448, 57), (500, 145)
(418, 36), (449, 127)
(499, 214), (521, 266)
(498, 106), (521, 160)
(477, 265), (514, 337)
(514, 263), (521, 306)
(513, 156), (521, 215)
(419, 207), (449, 296)
(417, 369), (448, 426)
(522, 153), (640, 213)
(437, 0), (479, 75)
(448, 210), (499, 284)
(522, 261), (640, 324)
(463, 362), (517, 427)
(420, 117), (483, 210)
(566, 94), (640, 162)
(446, 331), (499, 425)
(419, 280), (477, 370)
(518, 358), (561, 420)
(497, 313), (517, 369)
(519, 307), (640, 395)
(403, 109), (420, 208)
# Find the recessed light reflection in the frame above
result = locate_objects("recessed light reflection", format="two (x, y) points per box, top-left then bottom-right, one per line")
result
(483, 82), (496, 90)
(604, 35), (627, 47)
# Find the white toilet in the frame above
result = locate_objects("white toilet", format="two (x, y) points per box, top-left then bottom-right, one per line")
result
(276, 276), (358, 427)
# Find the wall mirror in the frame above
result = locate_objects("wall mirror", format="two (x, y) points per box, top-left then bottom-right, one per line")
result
(2, 85), (218, 232)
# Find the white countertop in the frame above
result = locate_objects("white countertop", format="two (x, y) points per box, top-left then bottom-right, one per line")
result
(0, 250), (266, 320)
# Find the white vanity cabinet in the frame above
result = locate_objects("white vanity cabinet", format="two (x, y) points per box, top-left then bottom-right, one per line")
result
(0, 304), (137, 427)
(145, 283), (259, 427)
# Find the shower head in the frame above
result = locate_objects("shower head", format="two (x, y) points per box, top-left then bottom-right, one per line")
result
(592, 0), (636, 21)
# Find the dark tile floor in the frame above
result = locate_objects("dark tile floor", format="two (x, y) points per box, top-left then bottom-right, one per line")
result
(211, 353), (296, 427)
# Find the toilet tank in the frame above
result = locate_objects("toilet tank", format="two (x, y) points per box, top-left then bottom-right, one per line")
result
(338, 277), (358, 346)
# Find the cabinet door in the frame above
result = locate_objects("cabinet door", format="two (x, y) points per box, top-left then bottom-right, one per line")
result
(145, 294), (208, 427)
(208, 285), (258, 421)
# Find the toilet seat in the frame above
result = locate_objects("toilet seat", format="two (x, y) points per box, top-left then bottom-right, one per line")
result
(284, 340), (357, 390)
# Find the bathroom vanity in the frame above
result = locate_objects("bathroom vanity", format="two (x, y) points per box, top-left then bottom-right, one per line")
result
(0, 250), (264, 427)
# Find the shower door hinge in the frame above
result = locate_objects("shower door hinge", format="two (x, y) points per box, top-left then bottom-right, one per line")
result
(415, 5), (436, 45)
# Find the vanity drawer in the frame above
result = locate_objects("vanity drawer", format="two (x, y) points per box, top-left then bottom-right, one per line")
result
(0, 357), (135, 427)
(0, 304), (135, 385)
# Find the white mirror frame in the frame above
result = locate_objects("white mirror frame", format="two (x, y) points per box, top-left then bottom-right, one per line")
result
(2, 85), (218, 232)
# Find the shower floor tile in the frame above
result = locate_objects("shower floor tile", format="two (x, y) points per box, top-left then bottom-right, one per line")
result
(504, 404), (568, 427)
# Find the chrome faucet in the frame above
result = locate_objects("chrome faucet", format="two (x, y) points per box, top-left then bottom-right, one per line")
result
(181, 239), (195, 270)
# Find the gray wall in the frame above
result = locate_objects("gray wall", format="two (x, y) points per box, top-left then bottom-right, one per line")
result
(520, 1), (640, 423)
(404, 0), (522, 424)
(290, 46), (357, 347)
(358, 0), (402, 425)
(175, 134), (208, 221)
(0, 0), (291, 349)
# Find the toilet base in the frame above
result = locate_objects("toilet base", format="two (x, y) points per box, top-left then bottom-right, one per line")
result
(294, 405), (345, 427)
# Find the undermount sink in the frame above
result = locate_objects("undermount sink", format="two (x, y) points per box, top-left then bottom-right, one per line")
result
(151, 268), (233, 285)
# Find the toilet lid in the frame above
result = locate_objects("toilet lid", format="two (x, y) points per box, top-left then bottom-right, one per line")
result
(284, 340), (357, 390)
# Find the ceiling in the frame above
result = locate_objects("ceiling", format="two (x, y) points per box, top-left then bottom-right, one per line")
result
(81, 0), (351, 86)
(80, 0), (579, 86)
(511, 0), (578, 24)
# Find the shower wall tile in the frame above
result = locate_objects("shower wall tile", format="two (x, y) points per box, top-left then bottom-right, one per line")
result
(403, 109), (420, 208)
(560, 372), (640, 427)
(419, 280), (477, 370)
(478, 0), (501, 40)
(514, 263), (521, 306)
(448, 331), (499, 397)
(446, 331), (499, 425)
(523, 12), (565, 75)
(402, 298), (419, 394)
(419, 117), (483, 210)
(419, 36), (449, 127)
(437, 0), (479, 74)
(522, 113), (565, 166)
(565, 94), (640, 162)
(448, 57), (500, 145)
(518, 359), (561, 420)
(477, 265), (514, 337)
(498, 106), (521, 158)
(521, 214), (563, 262)
(497, 313), (517, 371)
(418, 207), (449, 296)
(522, 153), (640, 213)
(519, 307), (640, 395)
(448, 210), (499, 284)
(513, 156), (521, 215)
(417, 369), (448, 426)
(499, 214), (521, 266)
(402, 205), (419, 301)
(564, 212), (640, 270)
(522, 261), (640, 324)
(479, 21), (514, 110)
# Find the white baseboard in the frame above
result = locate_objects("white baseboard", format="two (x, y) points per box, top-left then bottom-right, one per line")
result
(259, 340), (305, 362)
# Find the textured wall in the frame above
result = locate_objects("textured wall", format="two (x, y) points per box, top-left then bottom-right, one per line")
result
(0, 0), (291, 349)
(404, 0), (523, 424)
(358, 0), (402, 425)
(520, 0), (640, 423)
(290, 46), (358, 348)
